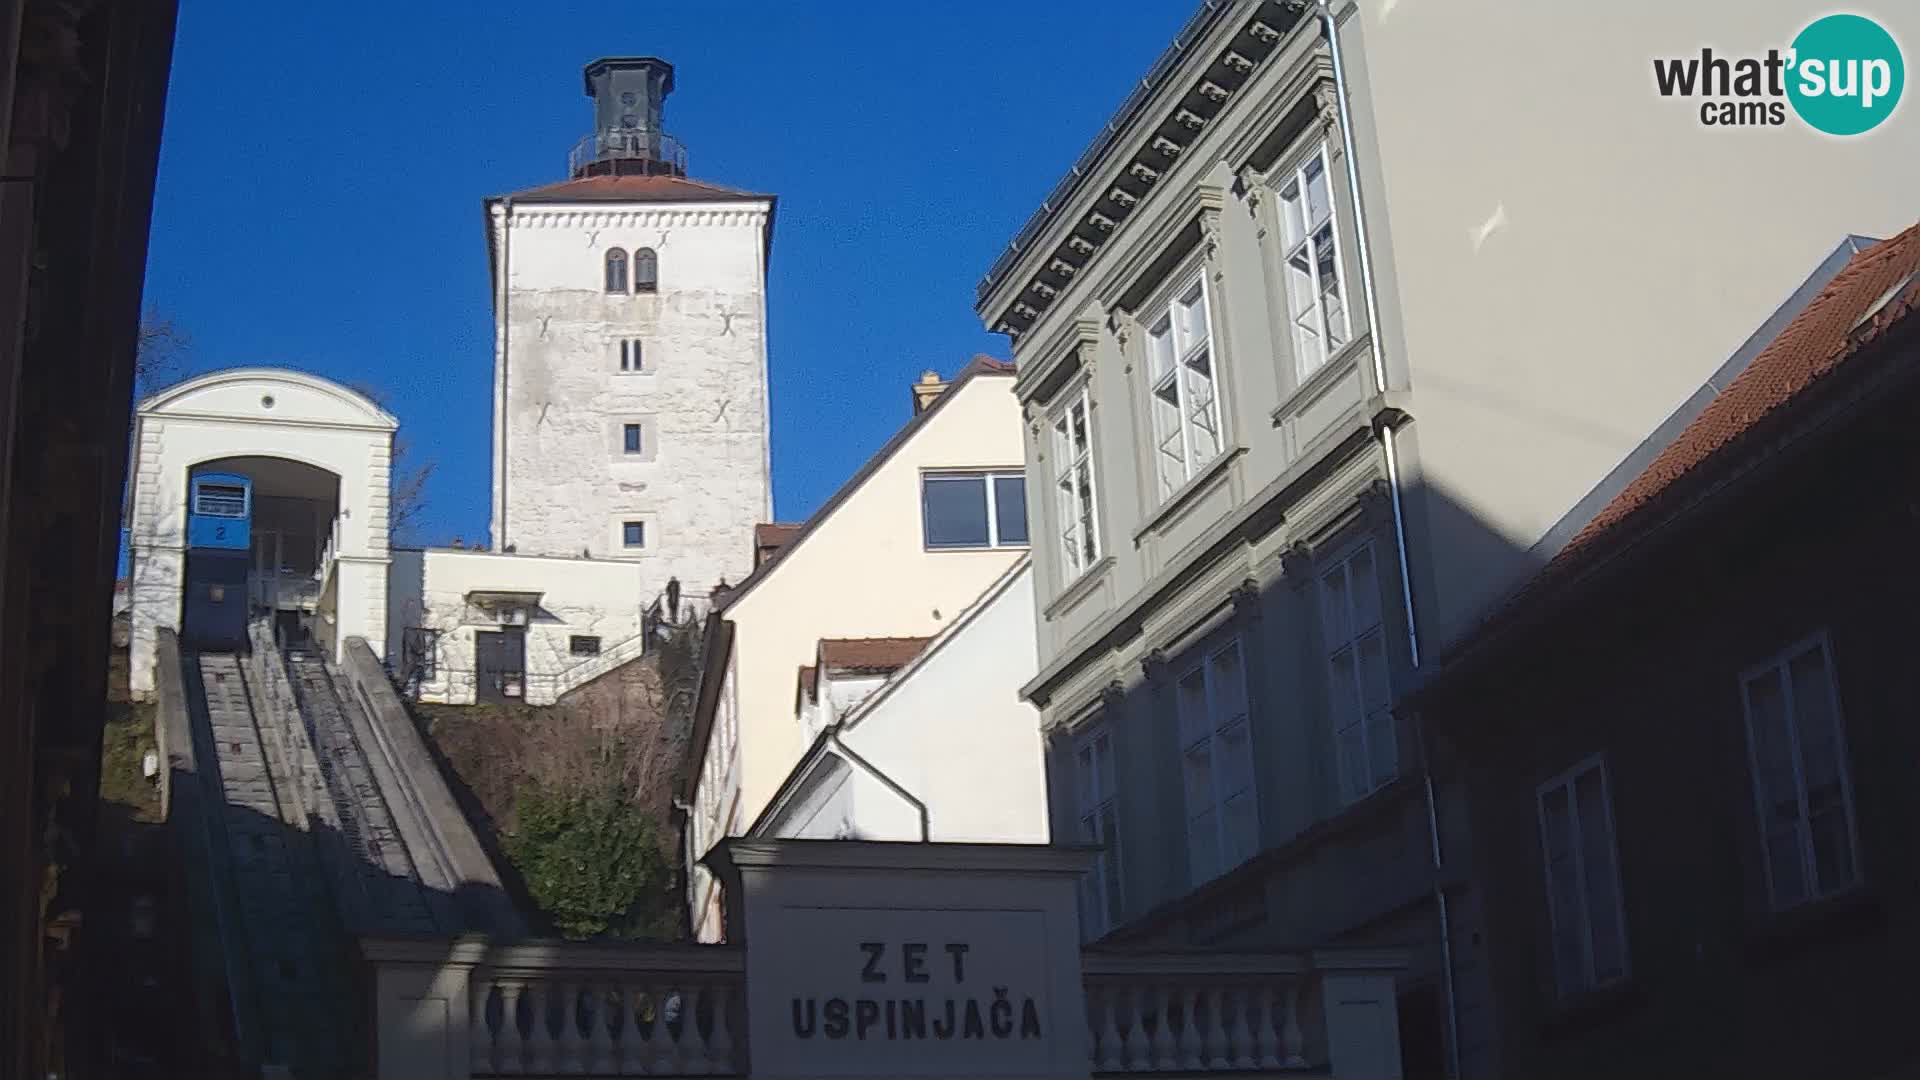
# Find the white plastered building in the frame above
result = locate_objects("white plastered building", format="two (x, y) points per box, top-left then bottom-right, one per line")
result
(125, 368), (398, 699)
(386, 55), (775, 705)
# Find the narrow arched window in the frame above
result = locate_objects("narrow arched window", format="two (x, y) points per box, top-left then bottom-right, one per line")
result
(633, 247), (658, 293)
(604, 248), (628, 293)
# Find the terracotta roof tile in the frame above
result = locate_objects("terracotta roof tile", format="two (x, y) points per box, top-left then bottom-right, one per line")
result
(795, 665), (817, 707)
(1474, 222), (1920, 640)
(817, 637), (932, 674)
(754, 522), (805, 565)
(500, 173), (770, 204)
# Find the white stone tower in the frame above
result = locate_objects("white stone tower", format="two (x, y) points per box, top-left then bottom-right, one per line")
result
(485, 56), (774, 600)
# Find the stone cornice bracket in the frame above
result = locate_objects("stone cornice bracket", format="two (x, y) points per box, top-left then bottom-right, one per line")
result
(1222, 51), (1255, 75)
(1140, 648), (1169, 682)
(1174, 108), (1208, 132)
(1088, 211), (1117, 233)
(1151, 135), (1185, 160)
(1357, 478), (1392, 523)
(1099, 679), (1125, 712)
(1048, 257), (1080, 279)
(1231, 577), (1264, 621)
(1249, 20), (1283, 44)
(1110, 187), (1141, 209)
(1067, 235), (1097, 257)
(1237, 165), (1265, 217)
(1279, 540), (1314, 581)
(1030, 280), (1059, 300)
(1128, 162), (1161, 186)
(1013, 302), (1044, 322)
(1199, 80), (1231, 104)
(1105, 306), (1134, 352)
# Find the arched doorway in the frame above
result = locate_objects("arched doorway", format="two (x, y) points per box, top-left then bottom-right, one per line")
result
(186, 455), (342, 645)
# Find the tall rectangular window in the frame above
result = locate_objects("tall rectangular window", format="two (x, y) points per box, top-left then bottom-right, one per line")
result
(618, 339), (644, 372)
(1051, 386), (1101, 579)
(1321, 541), (1395, 804)
(1537, 756), (1629, 998)
(1074, 722), (1124, 939)
(1740, 634), (1859, 911)
(1176, 639), (1256, 886)
(1147, 274), (1225, 498)
(1278, 144), (1350, 378)
(623, 423), (643, 454)
(922, 471), (1028, 549)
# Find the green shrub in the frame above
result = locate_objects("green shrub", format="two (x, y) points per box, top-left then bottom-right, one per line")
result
(505, 782), (677, 940)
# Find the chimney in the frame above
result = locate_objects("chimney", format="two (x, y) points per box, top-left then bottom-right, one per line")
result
(911, 370), (948, 415)
(575, 57), (684, 178)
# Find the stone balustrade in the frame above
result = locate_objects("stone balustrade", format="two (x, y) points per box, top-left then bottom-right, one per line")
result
(365, 938), (1403, 1080)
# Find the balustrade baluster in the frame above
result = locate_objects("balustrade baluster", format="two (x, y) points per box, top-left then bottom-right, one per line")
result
(1121, 987), (1149, 1072)
(1254, 987), (1282, 1070)
(1094, 986), (1123, 1072)
(1149, 987), (1177, 1070)
(1279, 982), (1306, 1067)
(526, 981), (554, 1074)
(1204, 987), (1230, 1069)
(498, 981), (526, 1075)
(588, 983), (617, 1075)
(1176, 987), (1202, 1070)
(709, 983), (736, 1074)
(1227, 987), (1256, 1069)
(679, 984), (711, 1074)
(472, 981), (498, 1074)
(651, 984), (680, 1075)
(556, 981), (585, 1074)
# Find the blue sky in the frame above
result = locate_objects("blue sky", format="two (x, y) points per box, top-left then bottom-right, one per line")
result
(143, 1), (1196, 543)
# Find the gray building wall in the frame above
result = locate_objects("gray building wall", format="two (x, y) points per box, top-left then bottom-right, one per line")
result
(980, 1), (1917, 1076)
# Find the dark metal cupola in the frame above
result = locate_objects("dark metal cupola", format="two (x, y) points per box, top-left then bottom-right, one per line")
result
(569, 56), (688, 178)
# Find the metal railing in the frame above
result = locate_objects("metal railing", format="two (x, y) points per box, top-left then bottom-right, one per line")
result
(568, 128), (690, 178)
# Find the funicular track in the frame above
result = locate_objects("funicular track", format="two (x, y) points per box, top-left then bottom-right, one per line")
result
(179, 648), (355, 1074)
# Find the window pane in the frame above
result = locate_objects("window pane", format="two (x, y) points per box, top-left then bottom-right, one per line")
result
(624, 424), (642, 453)
(1176, 281), (1209, 353)
(1100, 804), (1124, 923)
(1211, 643), (1248, 724)
(1280, 180), (1305, 249)
(1315, 226), (1349, 348)
(1183, 351), (1223, 465)
(1177, 668), (1209, 746)
(1076, 463), (1098, 564)
(1188, 806), (1218, 886)
(1320, 565), (1352, 645)
(1348, 545), (1381, 632)
(1076, 746), (1093, 806)
(993, 475), (1029, 545)
(623, 521), (644, 547)
(1070, 398), (1091, 456)
(1149, 322), (1176, 381)
(1744, 669), (1808, 906)
(1217, 718), (1253, 800)
(1788, 646), (1854, 894)
(1094, 731), (1116, 795)
(1358, 633), (1391, 712)
(923, 474), (990, 548)
(1304, 154), (1332, 229)
(1223, 789), (1257, 867)
(1336, 718), (1367, 805)
(1365, 706), (1397, 789)
(1540, 785), (1585, 995)
(1184, 743), (1214, 824)
(1575, 769), (1626, 983)
(1152, 374), (1187, 495)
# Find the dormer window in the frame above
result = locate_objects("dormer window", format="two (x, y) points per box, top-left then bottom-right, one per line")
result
(634, 248), (658, 293)
(604, 248), (628, 293)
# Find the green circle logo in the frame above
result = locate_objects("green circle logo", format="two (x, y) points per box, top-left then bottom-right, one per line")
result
(1788, 14), (1904, 135)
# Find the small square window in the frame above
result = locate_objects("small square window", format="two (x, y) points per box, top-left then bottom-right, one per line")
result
(623, 423), (643, 454)
(569, 635), (602, 657)
(622, 521), (646, 548)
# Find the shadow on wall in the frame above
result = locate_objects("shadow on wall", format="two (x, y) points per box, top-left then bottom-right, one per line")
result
(1040, 463), (1574, 1080)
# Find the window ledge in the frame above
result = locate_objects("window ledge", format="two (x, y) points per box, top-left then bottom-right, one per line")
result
(1133, 446), (1246, 544)
(1538, 978), (1645, 1041)
(925, 543), (1030, 555)
(1044, 554), (1116, 620)
(1744, 883), (1883, 960)
(1270, 334), (1370, 428)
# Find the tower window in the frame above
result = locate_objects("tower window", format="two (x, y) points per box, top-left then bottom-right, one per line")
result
(604, 248), (628, 293)
(619, 339), (645, 372)
(623, 424), (643, 454)
(634, 248), (658, 293)
(622, 521), (646, 548)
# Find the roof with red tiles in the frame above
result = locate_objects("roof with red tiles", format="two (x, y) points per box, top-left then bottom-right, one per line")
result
(754, 523), (805, 567)
(817, 637), (932, 674)
(1450, 223), (1920, 661)
(499, 173), (771, 204)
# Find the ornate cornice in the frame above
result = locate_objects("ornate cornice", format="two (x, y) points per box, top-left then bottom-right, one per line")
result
(981, 0), (1305, 344)
(509, 207), (769, 230)
(1230, 577), (1263, 621)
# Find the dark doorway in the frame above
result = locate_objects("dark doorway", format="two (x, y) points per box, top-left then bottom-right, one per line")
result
(475, 628), (526, 704)
(1398, 983), (1447, 1080)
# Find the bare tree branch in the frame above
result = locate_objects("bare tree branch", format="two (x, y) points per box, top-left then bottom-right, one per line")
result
(344, 380), (436, 547)
(135, 308), (189, 395)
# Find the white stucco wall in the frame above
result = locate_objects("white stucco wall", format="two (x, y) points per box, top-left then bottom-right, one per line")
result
(760, 560), (1048, 847)
(126, 369), (396, 699)
(489, 198), (773, 607)
(387, 547), (649, 706)
(715, 371), (1029, 835)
